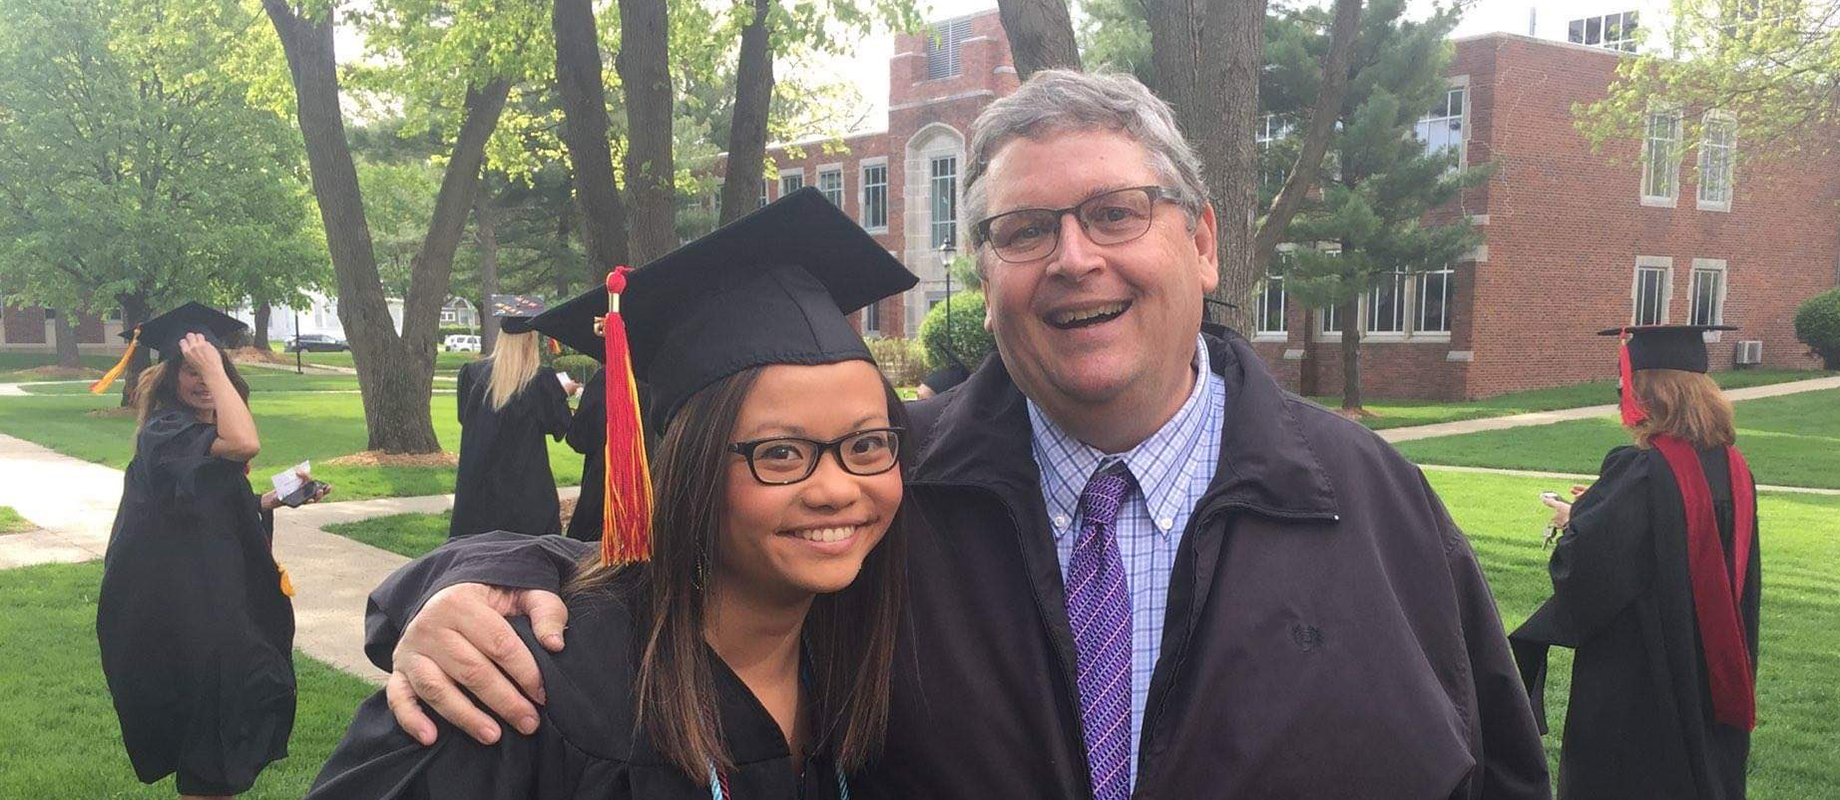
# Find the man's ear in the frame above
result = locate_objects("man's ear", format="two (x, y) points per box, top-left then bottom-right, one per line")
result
(982, 284), (994, 333)
(1193, 202), (1220, 293)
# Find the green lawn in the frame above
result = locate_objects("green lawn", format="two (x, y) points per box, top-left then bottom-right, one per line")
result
(20, 370), (375, 395)
(0, 352), (117, 382)
(1426, 470), (1840, 796)
(285, 347), (480, 375)
(0, 388), (583, 501)
(0, 507), (34, 534)
(1398, 390), (1840, 489)
(1314, 368), (1828, 430)
(325, 511), (454, 558)
(0, 561), (377, 798)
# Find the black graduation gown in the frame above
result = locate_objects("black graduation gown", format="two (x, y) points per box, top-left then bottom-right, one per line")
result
(311, 567), (848, 800)
(564, 370), (605, 542)
(1510, 445), (1762, 800)
(451, 360), (572, 539)
(95, 409), (297, 795)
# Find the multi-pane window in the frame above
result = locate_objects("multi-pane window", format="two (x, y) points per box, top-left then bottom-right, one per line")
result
(926, 19), (972, 80)
(1633, 263), (1669, 325)
(864, 300), (881, 335)
(758, 179), (769, 208)
(779, 172), (804, 197)
(1256, 114), (1292, 190)
(1368, 270), (1408, 334)
(1414, 89), (1465, 169)
(1320, 303), (1343, 334)
(930, 155), (958, 249)
(1689, 265), (1725, 326)
(861, 164), (888, 230)
(1569, 11), (1640, 51)
(818, 168), (844, 207)
(1256, 266), (1286, 335)
(1417, 267), (1455, 333)
(1698, 113), (1737, 208)
(1642, 109), (1683, 201)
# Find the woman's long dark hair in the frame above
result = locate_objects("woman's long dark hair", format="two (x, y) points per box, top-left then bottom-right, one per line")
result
(567, 363), (912, 784)
(131, 349), (253, 435)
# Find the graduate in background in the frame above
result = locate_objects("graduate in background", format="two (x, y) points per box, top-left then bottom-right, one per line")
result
(1512, 324), (1761, 800)
(450, 296), (579, 539)
(309, 189), (919, 799)
(95, 303), (328, 799)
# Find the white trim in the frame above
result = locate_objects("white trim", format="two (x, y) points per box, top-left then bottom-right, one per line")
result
(1688, 258), (1730, 339)
(816, 163), (846, 208)
(858, 157), (890, 233)
(1640, 107), (1682, 207)
(1696, 110), (1737, 212)
(1446, 350), (1474, 362)
(777, 168), (806, 199)
(1631, 256), (1674, 325)
(1282, 348), (1306, 360)
(889, 90), (996, 111)
(1467, 214), (1490, 226)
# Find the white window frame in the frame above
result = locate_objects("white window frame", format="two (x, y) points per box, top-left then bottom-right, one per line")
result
(859, 158), (889, 232)
(929, 155), (959, 250)
(1255, 256), (1287, 340)
(1416, 266), (1455, 338)
(925, 19), (972, 80)
(1366, 269), (1410, 339)
(1414, 80), (1468, 173)
(863, 298), (882, 335)
(1568, 11), (1640, 51)
(1316, 302), (1344, 341)
(1641, 107), (1683, 207)
(1632, 256), (1674, 326)
(758, 178), (769, 208)
(1688, 258), (1728, 339)
(1697, 111), (1736, 211)
(817, 164), (845, 208)
(778, 169), (805, 198)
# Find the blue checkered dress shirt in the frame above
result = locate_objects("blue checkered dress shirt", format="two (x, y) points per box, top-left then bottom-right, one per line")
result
(1026, 335), (1224, 790)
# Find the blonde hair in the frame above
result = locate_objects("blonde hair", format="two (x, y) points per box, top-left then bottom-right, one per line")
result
(486, 330), (542, 411)
(1629, 369), (1736, 450)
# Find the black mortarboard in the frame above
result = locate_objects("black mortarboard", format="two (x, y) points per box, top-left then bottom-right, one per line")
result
(1596, 324), (1738, 373)
(491, 295), (546, 334)
(122, 302), (250, 361)
(545, 187), (917, 431)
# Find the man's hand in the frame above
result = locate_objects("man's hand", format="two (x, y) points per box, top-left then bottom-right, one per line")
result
(386, 583), (569, 746)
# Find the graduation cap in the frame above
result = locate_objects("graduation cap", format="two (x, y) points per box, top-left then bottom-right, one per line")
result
(1597, 324), (1739, 425)
(490, 295), (546, 334)
(90, 302), (249, 394)
(567, 187), (917, 564)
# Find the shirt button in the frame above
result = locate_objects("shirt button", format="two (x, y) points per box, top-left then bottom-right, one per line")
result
(1159, 517), (1175, 530)
(1054, 515), (1070, 528)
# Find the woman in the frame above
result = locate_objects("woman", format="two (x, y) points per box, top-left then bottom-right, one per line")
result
(1511, 324), (1761, 800)
(310, 188), (919, 798)
(450, 302), (578, 539)
(96, 303), (328, 799)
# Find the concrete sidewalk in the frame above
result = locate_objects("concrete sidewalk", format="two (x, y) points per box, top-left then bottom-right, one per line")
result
(1379, 374), (1840, 443)
(1419, 463), (1840, 496)
(0, 428), (578, 684)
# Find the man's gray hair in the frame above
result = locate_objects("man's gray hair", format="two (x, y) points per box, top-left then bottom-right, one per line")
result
(962, 69), (1208, 248)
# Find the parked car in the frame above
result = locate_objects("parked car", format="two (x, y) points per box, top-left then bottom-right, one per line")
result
(444, 335), (481, 352)
(285, 333), (349, 353)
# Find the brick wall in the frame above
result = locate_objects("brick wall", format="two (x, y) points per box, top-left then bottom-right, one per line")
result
(3, 305), (46, 344)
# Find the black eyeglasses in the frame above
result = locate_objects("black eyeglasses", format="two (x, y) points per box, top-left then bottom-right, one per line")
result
(728, 427), (905, 486)
(972, 186), (1184, 264)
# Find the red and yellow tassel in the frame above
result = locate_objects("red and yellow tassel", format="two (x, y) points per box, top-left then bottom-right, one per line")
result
(1617, 327), (1647, 428)
(600, 267), (654, 565)
(89, 327), (141, 394)
(547, 336), (562, 356)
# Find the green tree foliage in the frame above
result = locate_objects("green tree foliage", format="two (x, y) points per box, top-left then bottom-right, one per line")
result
(0, 0), (324, 391)
(919, 290), (996, 371)
(1274, 0), (1484, 411)
(1794, 287), (1840, 369)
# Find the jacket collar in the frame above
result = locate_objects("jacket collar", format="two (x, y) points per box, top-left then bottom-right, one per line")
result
(912, 330), (1340, 523)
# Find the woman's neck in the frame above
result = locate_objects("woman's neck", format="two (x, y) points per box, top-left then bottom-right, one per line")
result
(704, 584), (814, 761)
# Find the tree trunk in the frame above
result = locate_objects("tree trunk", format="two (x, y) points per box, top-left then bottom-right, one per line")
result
(117, 292), (150, 408)
(618, 0), (676, 263)
(263, 0), (508, 453)
(1338, 295), (1362, 412)
(1298, 308), (1320, 396)
(553, 0), (630, 279)
(718, 0), (775, 225)
(252, 304), (273, 351)
(1146, 0), (1265, 335)
(52, 309), (82, 368)
(1251, 0), (1362, 273)
(477, 181), (501, 356)
(994, 0), (1081, 78)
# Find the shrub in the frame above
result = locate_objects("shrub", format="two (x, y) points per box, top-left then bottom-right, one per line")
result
(866, 336), (928, 387)
(438, 325), (476, 339)
(1794, 288), (1840, 369)
(919, 290), (995, 371)
(552, 354), (601, 384)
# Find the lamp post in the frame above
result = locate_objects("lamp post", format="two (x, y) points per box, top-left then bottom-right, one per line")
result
(293, 307), (302, 374)
(938, 242), (959, 368)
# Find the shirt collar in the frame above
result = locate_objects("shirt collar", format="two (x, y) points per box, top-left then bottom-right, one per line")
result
(1028, 334), (1218, 539)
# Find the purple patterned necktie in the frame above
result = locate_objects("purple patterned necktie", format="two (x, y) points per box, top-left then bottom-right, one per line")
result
(1065, 466), (1135, 800)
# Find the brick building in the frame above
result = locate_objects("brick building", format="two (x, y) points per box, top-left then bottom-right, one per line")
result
(741, 10), (1838, 398)
(0, 303), (120, 353)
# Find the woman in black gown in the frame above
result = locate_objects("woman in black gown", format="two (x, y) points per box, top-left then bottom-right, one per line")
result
(96, 303), (328, 799)
(1511, 324), (1762, 800)
(449, 303), (578, 539)
(310, 189), (919, 799)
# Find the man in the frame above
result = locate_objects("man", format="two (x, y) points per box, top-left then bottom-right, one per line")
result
(365, 70), (1550, 798)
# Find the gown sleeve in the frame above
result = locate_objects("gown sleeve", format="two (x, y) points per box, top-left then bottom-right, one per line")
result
(364, 531), (596, 671)
(457, 363), (476, 425)
(566, 371), (605, 456)
(1419, 471), (1551, 799)
(536, 367), (571, 441)
(1546, 445), (1654, 640)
